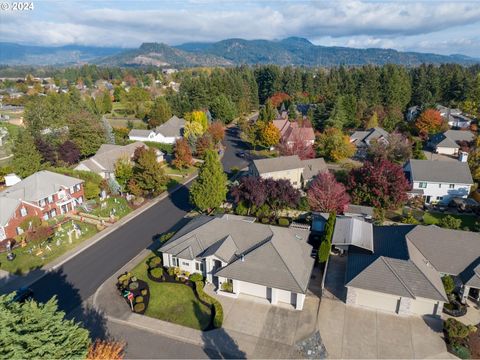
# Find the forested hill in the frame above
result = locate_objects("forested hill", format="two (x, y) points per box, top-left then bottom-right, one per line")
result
(2, 38), (478, 67)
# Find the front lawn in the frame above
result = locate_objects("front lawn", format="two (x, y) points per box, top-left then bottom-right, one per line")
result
(423, 212), (477, 230)
(163, 165), (196, 177)
(0, 221), (98, 274)
(90, 197), (132, 219)
(130, 255), (212, 330)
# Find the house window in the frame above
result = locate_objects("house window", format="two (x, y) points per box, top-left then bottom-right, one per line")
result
(438, 184), (442, 188)
(43, 213), (49, 221)
(47, 195), (53, 203)
(16, 227), (24, 235)
(20, 207), (27, 217)
(50, 209), (57, 217)
(436, 196), (443, 201)
(39, 199), (46, 207)
(181, 261), (189, 266)
(449, 184), (455, 189)
(419, 182), (427, 188)
(195, 262), (204, 272)
(171, 256), (179, 267)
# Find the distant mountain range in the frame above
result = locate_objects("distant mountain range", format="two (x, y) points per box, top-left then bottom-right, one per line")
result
(1, 38), (479, 67)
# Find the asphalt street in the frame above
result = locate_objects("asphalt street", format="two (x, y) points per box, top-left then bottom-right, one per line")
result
(30, 127), (248, 310)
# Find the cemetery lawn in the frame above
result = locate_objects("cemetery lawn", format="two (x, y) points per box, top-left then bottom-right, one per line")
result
(0, 221), (98, 274)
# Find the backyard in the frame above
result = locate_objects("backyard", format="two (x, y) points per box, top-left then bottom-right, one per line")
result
(0, 220), (98, 274)
(422, 212), (478, 230)
(130, 254), (212, 330)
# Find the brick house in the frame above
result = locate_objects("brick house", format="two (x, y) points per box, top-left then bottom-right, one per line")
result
(0, 170), (84, 241)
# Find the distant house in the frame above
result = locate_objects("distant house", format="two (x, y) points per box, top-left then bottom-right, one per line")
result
(249, 155), (327, 189)
(404, 159), (473, 204)
(160, 214), (314, 310)
(428, 130), (475, 156)
(128, 116), (185, 144)
(273, 118), (315, 147)
(0, 171), (84, 240)
(350, 127), (389, 158)
(75, 142), (163, 180)
(436, 105), (474, 129)
(330, 221), (480, 316)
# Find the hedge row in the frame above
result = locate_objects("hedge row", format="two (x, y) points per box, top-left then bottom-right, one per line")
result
(194, 281), (223, 328)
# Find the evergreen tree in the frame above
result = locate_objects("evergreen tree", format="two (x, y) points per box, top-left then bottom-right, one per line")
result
(326, 96), (348, 129)
(190, 150), (227, 212)
(13, 129), (42, 177)
(132, 147), (168, 195)
(149, 97), (172, 128)
(67, 110), (106, 157)
(210, 94), (237, 124)
(0, 294), (90, 359)
(114, 157), (134, 191)
(288, 102), (297, 120)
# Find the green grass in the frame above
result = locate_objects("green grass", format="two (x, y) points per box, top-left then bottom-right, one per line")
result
(0, 221), (98, 274)
(130, 255), (212, 330)
(90, 197), (132, 219)
(163, 165), (196, 176)
(422, 212), (477, 230)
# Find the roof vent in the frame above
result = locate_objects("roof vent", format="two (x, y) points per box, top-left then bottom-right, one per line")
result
(295, 234), (303, 240)
(241, 254), (245, 262)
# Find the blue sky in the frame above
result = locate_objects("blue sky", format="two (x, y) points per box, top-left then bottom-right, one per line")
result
(2, 0), (480, 57)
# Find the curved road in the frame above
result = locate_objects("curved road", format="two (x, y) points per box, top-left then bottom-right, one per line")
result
(30, 127), (248, 314)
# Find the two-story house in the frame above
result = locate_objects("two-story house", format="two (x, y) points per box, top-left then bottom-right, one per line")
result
(404, 159), (473, 204)
(0, 171), (84, 240)
(160, 214), (314, 310)
(249, 155), (327, 189)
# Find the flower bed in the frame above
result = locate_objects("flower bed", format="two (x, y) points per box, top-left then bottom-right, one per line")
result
(116, 272), (150, 315)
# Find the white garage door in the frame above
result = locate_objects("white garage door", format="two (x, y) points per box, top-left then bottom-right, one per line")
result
(409, 298), (439, 315)
(355, 289), (400, 313)
(239, 281), (268, 299)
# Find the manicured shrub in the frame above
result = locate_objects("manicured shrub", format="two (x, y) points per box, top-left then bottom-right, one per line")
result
(278, 218), (289, 227)
(439, 215), (462, 230)
(221, 282), (233, 293)
(445, 318), (475, 345)
(141, 289), (148, 296)
(442, 275), (455, 296)
(133, 303), (145, 313)
(189, 273), (203, 282)
(261, 217), (270, 224)
(167, 267), (175, 276)
(135, 296), (143, 303)
(194, 280), (223, 328)
(148, 256), (162, 268)
(319, 240), (331, 263)
(150, 267), (163, 279)
(128, 281), (139, 291)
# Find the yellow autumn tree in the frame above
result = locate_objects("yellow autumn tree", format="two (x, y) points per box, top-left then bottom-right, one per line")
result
(317, 128), (356, 162)
(259, 122), (281, 148)
(184, 121), (204, 140)
(185, 110), (208, 133)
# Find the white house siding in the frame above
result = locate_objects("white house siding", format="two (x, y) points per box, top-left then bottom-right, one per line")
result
(412, 181), (471, 204)
(436, 146), (458, 156)
(129, 133), (178, 144)
(347, 287), (442, 316)
(258, 168), (304, 189)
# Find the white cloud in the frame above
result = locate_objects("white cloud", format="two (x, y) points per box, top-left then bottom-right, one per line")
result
(1, 0), (480, 56)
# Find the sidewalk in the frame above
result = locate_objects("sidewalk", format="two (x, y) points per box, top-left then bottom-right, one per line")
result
(0, 172), (197, 295)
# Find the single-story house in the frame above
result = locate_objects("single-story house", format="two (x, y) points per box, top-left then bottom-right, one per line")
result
(350, 127), (389, 148)
(0, 171), (84, 240)
(273, 118), (315, 147)
(75, 142), (163, 180)
(128, 115), (185, 144)
(329, 219), (480, 316)
(249, 155), (327, 189)
(436, 105), (474, 129)
(160, 214), (314, 310)
(428, 130), (475, 156)
(404, 159), (473, 204)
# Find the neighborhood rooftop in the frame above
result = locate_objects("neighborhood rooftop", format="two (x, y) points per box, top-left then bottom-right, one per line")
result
(406, 159), (473, 184)
(252, 155), (327, 180)
(0, 170), (83, 202)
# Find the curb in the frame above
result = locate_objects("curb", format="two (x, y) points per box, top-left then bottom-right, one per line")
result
(0, 173), (198, 293)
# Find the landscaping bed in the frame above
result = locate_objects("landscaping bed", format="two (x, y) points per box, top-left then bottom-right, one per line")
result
(116, 272), (150, 315)
(444, 318), (479, 359)
(129, 254), (221, 331)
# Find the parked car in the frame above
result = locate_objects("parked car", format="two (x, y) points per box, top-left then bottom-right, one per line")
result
(236, 151), (245, 158)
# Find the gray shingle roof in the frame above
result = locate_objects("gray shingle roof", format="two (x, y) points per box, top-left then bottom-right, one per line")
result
(350, 127), (389, 146)
(129, 129), (152, 137)
(407, 159), (473, 184)
(161, 215), (313, 293)
(301, 158), (328, 181)
(430, 130), (475, 149)
(406, 225), (480, 276)
(155, 116), (185, 137)
(252, 155), (303, 174)
(332, 217), (373, 251)
(442, 130), (475, 142)
(0, 170), (83, 202)
(345, 225), (448, 302)
(0, 197), (21, 226)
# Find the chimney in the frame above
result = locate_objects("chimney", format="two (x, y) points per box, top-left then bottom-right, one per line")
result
(458, 151), (468, 163)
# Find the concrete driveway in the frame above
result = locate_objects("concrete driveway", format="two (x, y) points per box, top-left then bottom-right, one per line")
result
(319, 298), (455, 359)
(206, 285), (320, 358)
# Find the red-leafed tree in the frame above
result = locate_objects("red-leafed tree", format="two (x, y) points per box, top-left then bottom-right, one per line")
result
(195, 134), (213, 159)
(230, 176), (268, 211)
(173, 138), (192, 168)
(347, 159), (410, 209)
(307, 172), (350, 213)
(415, 109), (447, 137)
(207, 121), (225, 144)
(58, 140), (81, 165)
(268, 92), (291, 108)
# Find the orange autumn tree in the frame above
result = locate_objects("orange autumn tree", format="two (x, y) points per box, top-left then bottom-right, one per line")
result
(415, 109), (447, 137)
(173, 138), (193, 168)
(207, 121), (225, 144)
(268, 92), (291, 108)
(87, 340), (125, 360)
